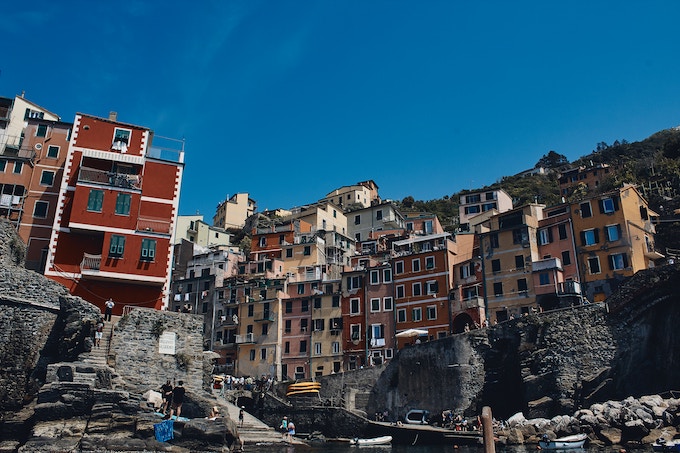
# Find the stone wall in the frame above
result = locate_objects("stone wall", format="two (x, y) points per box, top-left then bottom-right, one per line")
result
(110, 307), (212, 397)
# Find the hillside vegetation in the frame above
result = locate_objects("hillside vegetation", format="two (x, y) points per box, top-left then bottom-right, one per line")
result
(396, 127), (680, 252)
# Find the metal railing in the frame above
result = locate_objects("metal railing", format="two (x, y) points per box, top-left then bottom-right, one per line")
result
(80, 253), (102, 272)
(78, 167), (142, 190)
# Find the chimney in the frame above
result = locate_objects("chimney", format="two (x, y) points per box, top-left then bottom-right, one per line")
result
(109, 111), (118, 121)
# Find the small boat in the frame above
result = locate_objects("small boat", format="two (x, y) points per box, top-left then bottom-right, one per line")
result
(350, 435), (393, 446)
(286, 381), (321, 397)
(653, 438), (680, 452)
(539, 433), (587, 450)
(404, 409), (430, 424)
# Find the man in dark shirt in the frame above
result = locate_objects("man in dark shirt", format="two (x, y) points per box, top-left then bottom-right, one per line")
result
(170, 380), (186, 418)
(160, 380), (173, 414)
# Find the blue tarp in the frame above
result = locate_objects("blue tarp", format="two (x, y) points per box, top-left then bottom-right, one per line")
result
(154, 419), (174, 442)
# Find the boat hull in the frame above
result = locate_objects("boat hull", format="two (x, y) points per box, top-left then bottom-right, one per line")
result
(539, 433), (587, 450)
(350, 436), (393, 446)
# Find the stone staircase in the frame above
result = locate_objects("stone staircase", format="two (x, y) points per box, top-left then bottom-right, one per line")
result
(224, 401), (297, 446)
(73, 315), (121, 386)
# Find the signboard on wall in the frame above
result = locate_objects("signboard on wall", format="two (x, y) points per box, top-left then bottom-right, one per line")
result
(159, 332), (176, 355)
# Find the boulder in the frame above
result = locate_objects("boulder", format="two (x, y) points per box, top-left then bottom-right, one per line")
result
(598, 427), (622, 445)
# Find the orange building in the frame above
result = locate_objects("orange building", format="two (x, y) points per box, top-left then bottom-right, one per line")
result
(44, 113), (184, 315)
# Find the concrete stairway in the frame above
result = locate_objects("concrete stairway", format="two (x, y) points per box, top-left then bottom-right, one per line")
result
(223, 401), (298, 446)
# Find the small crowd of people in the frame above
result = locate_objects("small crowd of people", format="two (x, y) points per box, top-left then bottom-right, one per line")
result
(439, 410), (481, 431)
(160, 379), (186, 419)
(212, 374), (275, 395)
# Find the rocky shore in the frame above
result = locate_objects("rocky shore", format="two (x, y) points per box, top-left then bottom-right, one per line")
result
(496, 394), (680, 446)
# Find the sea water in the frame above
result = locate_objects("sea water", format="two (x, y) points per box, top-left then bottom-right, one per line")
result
(238, 444), (653, 453)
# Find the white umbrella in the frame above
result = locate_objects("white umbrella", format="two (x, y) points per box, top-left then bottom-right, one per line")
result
(395, 328), (428, 338)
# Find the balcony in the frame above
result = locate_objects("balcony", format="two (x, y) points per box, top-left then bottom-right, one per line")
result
(137, 216), (172, 235)
(147, 135), (185, 164)
(255, 312), (276, 322)
(78, 167), (142, 190)
(644, 242), (665, 260)
(558, 281), (582, 296)
(235, 333), (255, 344)
(220, 316), (239, 327)
(452, 296), (484, 312)
(370, 338), (386, 347)
(80, 253), (102, 273)
(532, 257), (562, 272)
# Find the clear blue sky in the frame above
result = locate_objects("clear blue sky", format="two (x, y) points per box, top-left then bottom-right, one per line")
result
(3, 2), (680, 219)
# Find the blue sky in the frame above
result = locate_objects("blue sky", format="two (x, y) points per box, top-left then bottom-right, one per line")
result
(3, 1), (680, 219)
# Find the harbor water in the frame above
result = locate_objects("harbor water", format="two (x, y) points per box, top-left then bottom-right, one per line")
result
(239, 443), (654, 453)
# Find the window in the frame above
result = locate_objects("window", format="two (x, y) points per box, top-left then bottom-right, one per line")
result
(395, 261), (404, 274)
(286, 248), (293, 258)
(376, 210), (383, 220)
(512, 228), (528, 244)
(383, 268), (392, 283)
(332, 342), (340, 354)
(371, 324), (384, 340)
(427, 305), (437, 320)
(518, 278), (528, 292)
(406, 222), (414, 231)
(412, 282), (422, 296)
(301, 319), (308, 332)
(39, 170), (55, 186)
(370, 270), (379, 284)
(425, 256), (435, 269)
(489, 233), (499, 248)
(313, 319), (324, 331)
(491, 259), (501, 272)
(426, 280), (438, 295)
(0, 160), (5, 172)
(412, 307), (422, 322)
(314, 343), (322, 355)
(259, 237), (266, 247)
(600, 197), (617, 214)
(493, 282), (503, 296)
(610, 253), (628, 270)
(482, 202), (496, 211)
(424, 220), (433, 234)
(298, 284), (304, 295)
(515, 255), (525, 270)
(47, 145), (59, 158)
(354, 214), (361, 225)
(397, 309), (406, 323)
(115, 193), (131, 215)
(371, 298), (381, 312)
(412, 259), (421, 272)
(301, 299), (309, 312)
(248, 305), (254, 317)
(605, 224), (621, 242)
(396, 285), (405, 298)
(33, 201), (48, 219)
(460, 262), (473, 278)
(285, 320), (291, 333)
(303, 245), (311, 256)
(561, 250), (571, 266)
(383, 297), (393, 311)
(109, 235), (125, 258)
(582, 229), (599, 246)
(465, 205), (480, 214)
(261, 348), (267, 360)
(249, 350), (256, 361)
(300, 340), (307, 353)
(347, 275), (362, 290)
(36, 124), (48, 137)
(558, 224), (568, 240)
(580, 202), (592, 218)
(87, 190), (104, 212)
(140, 238), (156, 261)
(262, 323), (269, 336)
(538, 228), (553, 245)
(350, 324), (361, 341)
(350, 298), (360, 315)
(313, 297), (322, 309)
(284, 341), (290, 353)
(588, 256), (601, 274)
(113, 128), (131, 147)
(14, 161), (23, 174)
(285, 301), (292, 313)
(332, 295), (340, 307)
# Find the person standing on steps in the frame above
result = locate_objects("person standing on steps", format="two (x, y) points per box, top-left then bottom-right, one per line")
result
(169, 380), (185, 419)
(239, 407), (244, 427)
(104, 298), (115, 322)
(94, 318), (104, 348)
(160, 379), (173, 415)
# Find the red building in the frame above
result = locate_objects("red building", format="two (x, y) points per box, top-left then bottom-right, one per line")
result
(44, 113), (184, 315)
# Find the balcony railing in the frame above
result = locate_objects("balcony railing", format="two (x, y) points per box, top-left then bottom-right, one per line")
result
(78, 167), (142, 190)
(532, 257), (562, 272)
(557, 281), (582, 296)
(137, 216), (171, 234)
(80, 253), (102, 272)
(235, 333), (255, 344)
(644, 242), (665, 260)
(255, 312), (276, 322)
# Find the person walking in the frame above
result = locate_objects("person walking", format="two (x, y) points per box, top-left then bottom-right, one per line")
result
(279, 416), (288, 439)
(287, 419), (296, 441)
(238, 407), (244, 427)
(104, 298), (115, 322)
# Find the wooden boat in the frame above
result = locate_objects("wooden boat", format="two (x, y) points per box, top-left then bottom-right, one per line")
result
(350, 435), (393, 446)
(653, 438), (680, 452)
(539, 433), (587, 450)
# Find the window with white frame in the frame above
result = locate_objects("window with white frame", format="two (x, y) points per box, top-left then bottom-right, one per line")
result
(425, 256), (435, 269)
(0, 160), (5, 172)
(350, 298), (360, 315)
(314, 342), (322, 355)
(370, 298), (381, 312)
(583, 229), (599, 246)
(347, 275), (363, 290)
(396, 285), (405, 298)
(112, 128), (131, 151)
(33, 201), (48, 219)
(412, 258), (421, 272)
(370, 270), (379, 284)
(588, 256), (601, 274)
(140, 238), (156, 261)
(395, 261), (404, 274)
(580, 201), (592, 218)
(426, 280), (438, 295)
(259, 237), (266, 247)
(383, 268), (392, 282)
(426, 305), (437, 320)
(601, 197), (616, 213)
(605, 224), (621, 242)
(385, 349), (393, 359)
(397, 309), (406, 323)
(13, 161), (23, 174)
(538, 228), (553, 245)
(412, 282), (422, 296)
(350, 324), (361, 341)
(383, 297), (394, 311)
(332, 342), (340, 354)
(47, 145), (59, 158)
(109, 235), (125, 258)
(412, 307), (422, 322)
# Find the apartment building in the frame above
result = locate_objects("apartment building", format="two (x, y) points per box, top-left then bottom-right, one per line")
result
(309, 280), (344, 376)
(402, 212), (444, 236)
(175, 215), (231, 248)
(323, 179), (380, 210)
(281, 279), (315, 380)
(459, 189), (513, 232)
(213, 193), (256, 230)
(342, 266), (368, 369)
(571, 184), (662, 302)
(392, 233), (455, 347)
(346, 201), (405, 243)
(252, 218), (313, 261)
(364, 260), (395, 366)
(450, 233), (485, 332)
(478, 204), (545, 322)
(44, 113), (184, 314)
(558, 163), (614, 198)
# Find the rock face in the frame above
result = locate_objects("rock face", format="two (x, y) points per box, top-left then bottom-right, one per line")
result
(368, 263), (680, 424)
(0, 220), (240, 451)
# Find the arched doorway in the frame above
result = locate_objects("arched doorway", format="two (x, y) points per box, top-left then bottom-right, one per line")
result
(452, 313), (475, 334)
